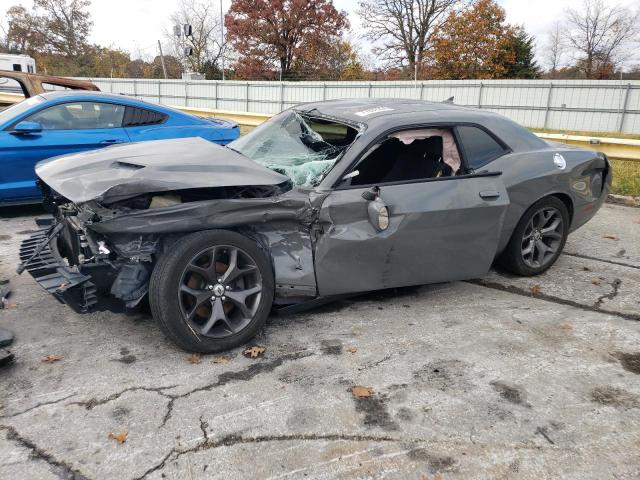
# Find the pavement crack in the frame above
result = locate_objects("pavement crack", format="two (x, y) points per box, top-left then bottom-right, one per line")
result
(0, 424), (91, 480)
(159, 350), (312, 428)
(67, 385), (177, 411)
(469, 279), (640, 321)
(564, 252), (640, 270)
(131, 447), (177, 480)
(593, 278), (622, 309)
(1, 393), (76, 419)
(132, 432), (398, 480)
(535, 426), (555, 445)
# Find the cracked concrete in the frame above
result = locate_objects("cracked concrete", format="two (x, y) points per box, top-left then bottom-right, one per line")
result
(1, 203), (640, 479)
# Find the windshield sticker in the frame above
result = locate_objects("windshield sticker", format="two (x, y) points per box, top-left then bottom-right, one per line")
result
(354, 106), (394, 117)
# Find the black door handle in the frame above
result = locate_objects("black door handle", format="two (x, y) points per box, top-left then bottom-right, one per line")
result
(479, 190), (501, 200)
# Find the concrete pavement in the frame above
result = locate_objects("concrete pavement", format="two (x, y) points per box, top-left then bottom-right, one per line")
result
(0, 203), (639, 480)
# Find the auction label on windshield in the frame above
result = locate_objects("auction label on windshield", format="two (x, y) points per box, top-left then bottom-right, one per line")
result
(354, 106), (394, 117)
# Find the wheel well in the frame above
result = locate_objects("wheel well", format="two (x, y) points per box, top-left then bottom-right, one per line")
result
(550, 193), (574, 225)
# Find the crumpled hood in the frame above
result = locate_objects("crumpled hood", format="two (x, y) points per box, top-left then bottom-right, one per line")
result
(35, 137), (289, 204)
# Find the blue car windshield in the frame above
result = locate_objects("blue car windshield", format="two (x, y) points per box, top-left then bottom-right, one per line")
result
(228, 110), (359, 187)
(0, 96), (44, 127)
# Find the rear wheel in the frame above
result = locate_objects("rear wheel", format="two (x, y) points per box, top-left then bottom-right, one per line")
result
(499, 196), (569, 276)
(149, 230), (274, 353)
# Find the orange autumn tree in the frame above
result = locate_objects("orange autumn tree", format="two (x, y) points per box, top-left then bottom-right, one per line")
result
(225, 0), (349, 80)
(429, 0), (516, 79)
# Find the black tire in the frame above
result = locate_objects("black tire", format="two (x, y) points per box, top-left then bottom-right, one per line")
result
(499, 196), (569, 276)
(149, 230), (274, 353)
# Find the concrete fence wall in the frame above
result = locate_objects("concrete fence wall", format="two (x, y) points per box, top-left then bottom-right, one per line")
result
(69, 78), (640, 135)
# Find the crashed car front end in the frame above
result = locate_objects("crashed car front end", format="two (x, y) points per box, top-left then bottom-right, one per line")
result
(17, 136), (321, 313)
(19, 111), (361, 314)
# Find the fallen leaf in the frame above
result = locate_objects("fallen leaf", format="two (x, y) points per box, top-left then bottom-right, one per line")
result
(352, 386), (374, 398)
(108, 431), (128, 444)
(347, 347), (358, 354)
(212, 356), (229, 364)
(42, 355), (63, 363)
(188, 353), (202, 364)
(530, 285), (542, 296)
(603, 235), (619, 241)
(243, 346), (266, 358)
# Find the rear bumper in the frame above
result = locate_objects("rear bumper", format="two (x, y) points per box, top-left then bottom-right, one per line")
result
(570, 154), (612, 232)
(18, 223), (122, 313)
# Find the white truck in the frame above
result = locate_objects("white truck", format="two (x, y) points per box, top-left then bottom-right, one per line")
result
(0, 54), (36, 73)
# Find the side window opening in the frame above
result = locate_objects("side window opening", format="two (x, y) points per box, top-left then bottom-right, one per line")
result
(456, 125), (506, 170)
(348, 128), (462, 187)
(26, 102), (125, 130)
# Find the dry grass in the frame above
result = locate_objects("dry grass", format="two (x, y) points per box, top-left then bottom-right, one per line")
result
(610, 159), (640, 196)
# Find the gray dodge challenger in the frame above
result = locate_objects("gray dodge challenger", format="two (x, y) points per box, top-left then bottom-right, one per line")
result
(19, 99), (611, 352)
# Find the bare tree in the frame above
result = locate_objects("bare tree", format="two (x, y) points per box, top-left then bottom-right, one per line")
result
(166, 0), (225, 77)
(357, 0), (462, 74)
(565, 0), (639, 78)
(546, 21), (565, 78)
(33, 0), (92, 56)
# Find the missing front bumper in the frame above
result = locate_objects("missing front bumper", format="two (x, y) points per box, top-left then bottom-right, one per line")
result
(17, 225), (122, 313)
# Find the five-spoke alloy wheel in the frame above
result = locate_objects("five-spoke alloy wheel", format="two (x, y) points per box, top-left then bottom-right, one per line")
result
(150, 230), (274, 353)
(520, 207), (564, 269)
(500, 196), (570, 276)
(179, 245), (262, 338)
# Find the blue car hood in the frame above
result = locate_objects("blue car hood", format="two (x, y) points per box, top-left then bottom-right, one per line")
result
(35, 137), (289, 204)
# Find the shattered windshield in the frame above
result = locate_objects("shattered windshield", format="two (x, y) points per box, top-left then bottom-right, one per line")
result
(228, 110), (359, 187)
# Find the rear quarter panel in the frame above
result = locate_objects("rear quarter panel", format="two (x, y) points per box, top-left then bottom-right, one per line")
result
(491, 143), (609, 254)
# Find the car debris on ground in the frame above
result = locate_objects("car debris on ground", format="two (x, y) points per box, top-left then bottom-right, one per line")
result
(0, 280), (14, 368)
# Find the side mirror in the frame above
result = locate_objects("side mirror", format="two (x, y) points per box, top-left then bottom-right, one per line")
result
(12, 121), (42, 135)
(361, 186), (389, 231)
(367, 197), (389, 231)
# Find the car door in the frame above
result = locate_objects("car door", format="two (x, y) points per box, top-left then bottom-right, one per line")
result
(0, 101), (129, 202)
(313, 126), (511, 296)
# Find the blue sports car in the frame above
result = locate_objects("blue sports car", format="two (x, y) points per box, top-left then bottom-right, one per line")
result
(0, 91), (240, 204)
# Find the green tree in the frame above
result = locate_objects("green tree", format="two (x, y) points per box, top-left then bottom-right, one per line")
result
(505, 27), (541, 79)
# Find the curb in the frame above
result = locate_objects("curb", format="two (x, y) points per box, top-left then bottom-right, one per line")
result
(607, 194), (640, 208)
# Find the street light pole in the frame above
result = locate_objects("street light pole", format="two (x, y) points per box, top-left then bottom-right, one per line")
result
(220, 0), (225, 81)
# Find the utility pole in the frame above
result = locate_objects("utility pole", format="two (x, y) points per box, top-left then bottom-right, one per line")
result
(158, 40), (168, 79)
(220, 0), (225, 81)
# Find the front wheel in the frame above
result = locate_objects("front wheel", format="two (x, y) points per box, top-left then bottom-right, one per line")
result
(499, 196), (569, 276)
(149, 230), (274, 353)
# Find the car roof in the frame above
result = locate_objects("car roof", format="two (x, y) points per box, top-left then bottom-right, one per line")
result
(38, 90), (166, 109)
(295, 98), (547, 152)
(295, 98), (469, 123)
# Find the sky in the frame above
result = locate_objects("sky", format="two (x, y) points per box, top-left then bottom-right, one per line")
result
(1, 0), (639, 68)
